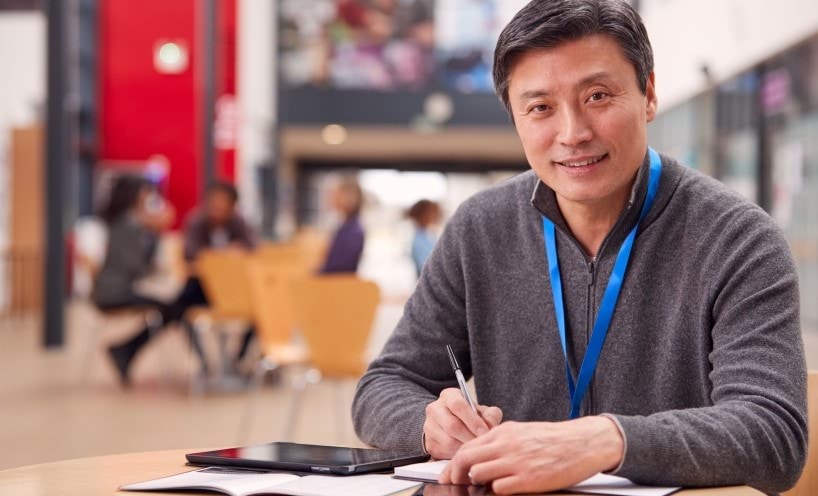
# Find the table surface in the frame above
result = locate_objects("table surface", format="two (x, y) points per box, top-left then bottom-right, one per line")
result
(0, 449), (765, 496)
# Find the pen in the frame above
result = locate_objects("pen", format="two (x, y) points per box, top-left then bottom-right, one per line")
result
(446, 344), (478, 413)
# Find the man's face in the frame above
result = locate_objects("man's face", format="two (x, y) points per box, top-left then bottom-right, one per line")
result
(507, 35), (657, 212)
(205, 190), (235, 226)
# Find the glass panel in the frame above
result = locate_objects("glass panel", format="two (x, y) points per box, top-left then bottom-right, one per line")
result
(772, 112), (818, 334)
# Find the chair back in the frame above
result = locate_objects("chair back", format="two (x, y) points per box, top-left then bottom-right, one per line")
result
(288, 275), (379, 378)
(196, 249), (253, 319)
(245, 257), (301, 349)
(293, 227), (329, 272)
(257, 242), (303, 262)
(784, 370), (818, 496)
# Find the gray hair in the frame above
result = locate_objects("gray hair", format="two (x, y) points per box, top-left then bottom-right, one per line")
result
(493, 0), (654, 119)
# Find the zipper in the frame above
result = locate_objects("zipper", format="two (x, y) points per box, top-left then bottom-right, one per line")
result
(533, 193), (636, 417)
(585, 259), (595, 416)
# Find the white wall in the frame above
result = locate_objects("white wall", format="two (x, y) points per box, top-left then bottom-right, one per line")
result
(0, 12), (45, 131)
(642, 0), (818, 111)
(237, 0), (275, 229)
(0, 15), (45, 244)
(0, 12), (46, 310)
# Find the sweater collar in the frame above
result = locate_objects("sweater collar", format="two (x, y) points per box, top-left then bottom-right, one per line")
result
(529, 150), (652, 259)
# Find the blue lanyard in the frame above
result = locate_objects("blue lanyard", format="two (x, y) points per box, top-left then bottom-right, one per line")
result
(542, 148), (662, 419)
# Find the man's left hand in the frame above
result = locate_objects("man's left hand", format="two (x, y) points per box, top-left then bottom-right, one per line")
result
(439, 415), (624, 495)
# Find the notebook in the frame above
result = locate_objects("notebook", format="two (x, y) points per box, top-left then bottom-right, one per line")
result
(393, 460), (681, 496)
(120, 466), (422, 496)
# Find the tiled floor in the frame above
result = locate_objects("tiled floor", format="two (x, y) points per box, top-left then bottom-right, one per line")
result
(3, 300), (818, 472)
(0, 300), (403, 471)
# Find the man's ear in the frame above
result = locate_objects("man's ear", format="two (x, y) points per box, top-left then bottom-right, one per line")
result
(645, 72), (658, 122)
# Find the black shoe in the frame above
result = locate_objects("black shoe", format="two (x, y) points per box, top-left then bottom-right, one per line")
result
(107, 344), (133, 387)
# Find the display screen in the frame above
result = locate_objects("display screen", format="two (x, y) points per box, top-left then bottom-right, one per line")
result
(192, 442), (426, 468)
(279, 0), (528, 93)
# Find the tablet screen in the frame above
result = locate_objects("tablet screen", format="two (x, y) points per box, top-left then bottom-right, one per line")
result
(187, 442), (428, 474)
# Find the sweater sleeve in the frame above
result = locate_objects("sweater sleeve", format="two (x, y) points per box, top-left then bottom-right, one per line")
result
(610, 207), (807, 494)
(352, 210), (470, 452)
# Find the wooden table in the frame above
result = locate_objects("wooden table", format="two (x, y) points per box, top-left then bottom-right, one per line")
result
(0, 449), (765, 495)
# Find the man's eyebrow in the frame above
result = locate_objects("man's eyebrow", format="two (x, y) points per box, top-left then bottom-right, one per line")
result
(577, 70), (615, 88)
(516, 71), (616, 102)
(518, 89), (550, 101)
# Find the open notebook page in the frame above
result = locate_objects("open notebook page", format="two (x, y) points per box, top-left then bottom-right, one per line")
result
(120, 467), (300, 496)
(121, 466), (422, 496)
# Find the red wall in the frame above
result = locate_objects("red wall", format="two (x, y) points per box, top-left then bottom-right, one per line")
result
(99, 0), (236, 225)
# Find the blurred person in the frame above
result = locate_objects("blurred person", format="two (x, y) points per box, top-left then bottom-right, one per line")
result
(93, 175), (177, 386)
(353, 0), (806, 494)
(178, 181), (258, 371)
(406, 199), (442, 276)
(318, 0), (434, 90)
(320, 177), (365, 273)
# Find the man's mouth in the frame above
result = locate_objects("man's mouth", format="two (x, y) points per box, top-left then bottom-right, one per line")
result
(555, 154), (608, 168)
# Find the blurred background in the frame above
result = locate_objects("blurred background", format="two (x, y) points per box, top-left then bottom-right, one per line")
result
(0, 0), (816, 473)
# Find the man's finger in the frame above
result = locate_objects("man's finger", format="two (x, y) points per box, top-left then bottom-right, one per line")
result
(425, 416), (466, 458)
(425, 434), (461, 461)
(491, 474), (526, 496)
(466, 458), (514, 485)
(429, 408), (477, 445)
(477, 405), (503, 427)
(444, 436), (504, 485)
(439, 461), (453, 484)
(444, 391), (489, 436)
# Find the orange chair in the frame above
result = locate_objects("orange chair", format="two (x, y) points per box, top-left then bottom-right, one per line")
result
(255, 242), (305, 267)
(191, 249), (255, 391)
(195, 249), (254, 321)
(292, 227), (329, 272)
(285, 275), (380, 441)
(238, 257), (309, 440)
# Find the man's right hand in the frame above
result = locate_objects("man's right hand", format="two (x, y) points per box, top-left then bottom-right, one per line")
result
(423, 388), (503, 459)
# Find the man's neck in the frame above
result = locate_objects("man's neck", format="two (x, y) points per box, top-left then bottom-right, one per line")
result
(556, 179), (637, 258)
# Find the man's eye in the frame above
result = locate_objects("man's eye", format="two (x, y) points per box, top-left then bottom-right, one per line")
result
(530, 104), (550, 113)
(588, 92), (610, 102)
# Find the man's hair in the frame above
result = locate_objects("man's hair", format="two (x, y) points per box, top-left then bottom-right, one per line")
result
(493, 0), (654, 118)
(207, 180), (239, 204)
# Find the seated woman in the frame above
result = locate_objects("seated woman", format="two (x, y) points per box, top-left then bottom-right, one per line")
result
(93, 175), (186, 386)
(406, 199), (442, 277)
(320, 177), (365, 274)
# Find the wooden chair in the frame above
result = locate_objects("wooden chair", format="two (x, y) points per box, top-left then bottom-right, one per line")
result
(285, 275), (380, 441)
(783, 370), (818, 496)
(238, 257), (309, 441)
(292, 227), (329, 272)
(256, 242), (305, 266)
(192, 249), (255, 388)
(195, 249), (254, 320)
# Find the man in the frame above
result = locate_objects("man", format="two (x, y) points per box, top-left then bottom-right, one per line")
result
(352, 1), (807, 494)
(176, 181), (258, 370)
(183, 181), (257, 262)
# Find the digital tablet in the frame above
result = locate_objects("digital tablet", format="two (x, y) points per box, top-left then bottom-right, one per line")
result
(186, 442), (430, 475)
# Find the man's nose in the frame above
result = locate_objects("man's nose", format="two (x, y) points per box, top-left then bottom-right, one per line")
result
(556, 106), (593, 147)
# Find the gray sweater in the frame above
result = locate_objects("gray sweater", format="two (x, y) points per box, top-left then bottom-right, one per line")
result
(93, 215), (157, 308)
(352, 152), (807, 494)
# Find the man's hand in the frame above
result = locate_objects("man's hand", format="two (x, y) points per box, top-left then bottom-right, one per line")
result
(439, 416), (624, 495)
(423, 388), (503, 460)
